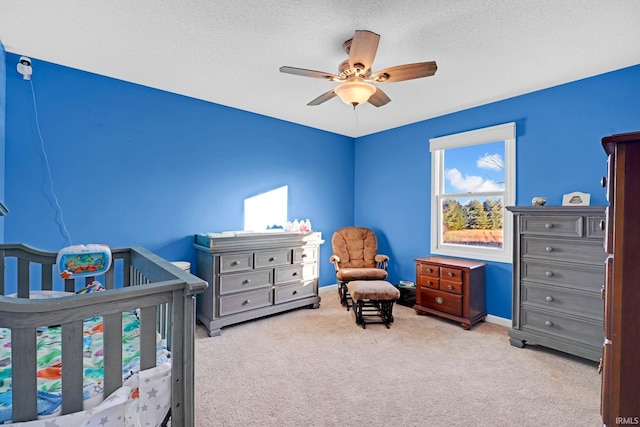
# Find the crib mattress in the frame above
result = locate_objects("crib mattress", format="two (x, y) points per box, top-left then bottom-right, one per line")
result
(0, 311), (170, 424)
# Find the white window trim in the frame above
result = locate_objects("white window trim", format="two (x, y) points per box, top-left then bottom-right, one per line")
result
(429, 123), (516, 263)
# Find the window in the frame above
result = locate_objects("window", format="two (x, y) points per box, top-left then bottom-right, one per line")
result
(244, 186), (288, 231)
(429, 123), (516, 263)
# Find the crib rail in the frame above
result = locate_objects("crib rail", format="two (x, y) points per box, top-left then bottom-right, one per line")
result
(0, 243), (207, 425)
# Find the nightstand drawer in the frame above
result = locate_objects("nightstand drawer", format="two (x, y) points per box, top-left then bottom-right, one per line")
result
(441, 267), (463, 283)
(520, 215), (583, 237)
(418, 263), (440, 277)
(440, 280), (462, 295)
(417, 288), (462, 317)
(417, 275), (439, 290)
(522, 236), (607, 263)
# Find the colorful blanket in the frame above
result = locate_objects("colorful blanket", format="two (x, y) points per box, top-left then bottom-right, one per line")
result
(0, 311), (170, 424)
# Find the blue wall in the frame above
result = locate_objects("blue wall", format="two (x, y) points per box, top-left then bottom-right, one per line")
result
(4, 53), (354, 288)
(0, 42), (6, 240)
(4, 48), (640, 319)
(354, 64), (640, 319)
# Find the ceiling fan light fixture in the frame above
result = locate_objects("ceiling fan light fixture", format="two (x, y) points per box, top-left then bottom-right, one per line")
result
(334, 80), (376, 106)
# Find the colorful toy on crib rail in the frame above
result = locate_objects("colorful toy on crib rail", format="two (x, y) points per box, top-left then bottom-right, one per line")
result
(56, 244), (112, 279)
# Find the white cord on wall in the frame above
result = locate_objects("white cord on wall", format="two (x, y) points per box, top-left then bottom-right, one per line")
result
(27, 72), (73, 246)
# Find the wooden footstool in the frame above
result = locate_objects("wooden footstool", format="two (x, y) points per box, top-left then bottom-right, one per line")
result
(346, 280), (400, 329)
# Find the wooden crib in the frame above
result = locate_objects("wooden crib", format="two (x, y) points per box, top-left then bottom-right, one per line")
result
(0, 243), (207, 425)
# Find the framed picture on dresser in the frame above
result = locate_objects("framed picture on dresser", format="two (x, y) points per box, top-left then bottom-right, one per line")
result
(562, 191), (590, 206)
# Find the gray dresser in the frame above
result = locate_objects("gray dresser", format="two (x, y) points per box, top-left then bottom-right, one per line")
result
(506, 206), (606, 361)
(194, 231), (324, 336)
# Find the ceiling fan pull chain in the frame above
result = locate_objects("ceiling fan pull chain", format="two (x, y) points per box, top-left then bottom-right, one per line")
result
(354, 105), (359, 128)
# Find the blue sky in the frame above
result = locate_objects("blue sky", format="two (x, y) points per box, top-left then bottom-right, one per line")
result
(444, 141), (505, 194)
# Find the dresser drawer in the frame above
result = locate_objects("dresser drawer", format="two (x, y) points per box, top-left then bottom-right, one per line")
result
(521, 260), (605, 292)
(220, 269), (272, 295)
(417, 275), (439, 290)
(301, 263), (316, 280)
(418, 263), (440, 278)
(520, 307), (604, 347)
(275, 264), (303, 284)
(219, 288), (273, 316)
(521, 281), (604, 318)
(293, 246), (317, 263)
(220, 252), (253, 273)
(255, 249), (292, 268)
(274, 281), (315, 304)
(520, 215), (583, 237)
(522, 236), (607, 263)
(586, 216), (606, 239)
(417, 288), (462, 317)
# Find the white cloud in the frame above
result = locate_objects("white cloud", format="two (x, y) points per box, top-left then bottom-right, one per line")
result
(477, 153), (503, 171)
(445, 168), (502, 192)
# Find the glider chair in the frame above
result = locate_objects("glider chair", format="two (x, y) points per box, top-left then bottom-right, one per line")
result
(329, 226), (389, 309)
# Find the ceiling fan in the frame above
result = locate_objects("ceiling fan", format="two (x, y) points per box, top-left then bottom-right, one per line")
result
(279, 30), (437, 108)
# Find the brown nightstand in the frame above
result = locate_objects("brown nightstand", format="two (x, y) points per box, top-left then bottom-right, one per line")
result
(413, 256), (486, 330)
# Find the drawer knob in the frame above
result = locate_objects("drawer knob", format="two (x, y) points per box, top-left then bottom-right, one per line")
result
(545, 296), (554, 302)
(293, 290), (298, 295)
(435, 296), (444, 304)
(269, 257), (277, 262)
(427, 268), (432, 273)
(231, 261), (239, 266)
(545, 246), (553, 252)
(447, 272), (453, 277)
(292, 272), (298, 276)
(427, 281), (433, 285)
(545, 320), (553, 327)
(545, 223), (553, 229)
(545, 271), (553, 277)
(599, 219), (606, 231)
(601, 176), (607, 188)
(447, 285), (453, 290)
(601, 284), (605, 300)
(243, 299), (251, 305)
(243, 279), (251, 284)
(301, 253), (307, 258)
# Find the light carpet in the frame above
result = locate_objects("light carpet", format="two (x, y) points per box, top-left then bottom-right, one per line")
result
(194, 286), (601, 427)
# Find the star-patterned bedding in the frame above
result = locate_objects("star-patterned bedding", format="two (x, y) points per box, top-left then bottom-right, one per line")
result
(0, 311), (172, 425)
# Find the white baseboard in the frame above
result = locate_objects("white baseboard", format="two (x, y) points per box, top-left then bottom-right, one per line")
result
(485, 314), (511, 328)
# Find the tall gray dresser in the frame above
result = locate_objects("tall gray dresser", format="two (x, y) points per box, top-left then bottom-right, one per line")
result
(506, 206), (606, 361)
(194, 231), (323, 336)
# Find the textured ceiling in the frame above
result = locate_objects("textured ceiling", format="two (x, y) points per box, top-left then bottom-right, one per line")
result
(2, 1), (640, 137)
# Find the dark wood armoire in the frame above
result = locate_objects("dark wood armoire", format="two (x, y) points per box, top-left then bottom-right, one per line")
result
(600, 131), (640, 425)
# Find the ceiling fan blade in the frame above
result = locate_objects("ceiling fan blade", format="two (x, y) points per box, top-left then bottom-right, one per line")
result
(368, 87), (391, 107)
(307, 90), (337, 106)
(279, 66), (342, 81)
(370, 61), (437, 83)
(348, 30), (380, 73)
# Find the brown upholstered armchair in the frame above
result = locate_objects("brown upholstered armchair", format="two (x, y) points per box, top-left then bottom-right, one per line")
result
(329, 226), (389, 308)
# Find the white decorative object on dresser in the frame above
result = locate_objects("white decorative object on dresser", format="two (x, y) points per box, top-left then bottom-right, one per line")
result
(194, 231), (324, 336)
(506, 206), (606, 361)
